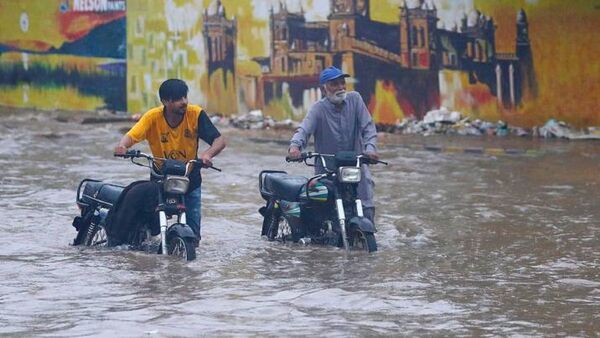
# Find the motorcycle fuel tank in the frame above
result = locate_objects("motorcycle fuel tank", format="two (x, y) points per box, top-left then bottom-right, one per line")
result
(300, 180), (328, 202)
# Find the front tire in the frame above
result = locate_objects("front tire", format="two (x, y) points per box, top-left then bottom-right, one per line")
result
(167, 235), (196, 261)
(350, 230), (377, 253)
(84, 223), (109, 247)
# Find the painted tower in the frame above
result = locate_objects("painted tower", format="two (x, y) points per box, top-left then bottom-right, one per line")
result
(399, 0), (438, 69)
(329, 0), (369, 50)
(270, 2), (305, 76)
(515, 9), (538, 101)
(202, 0), (237, 114)
(203, 0), (236, 81)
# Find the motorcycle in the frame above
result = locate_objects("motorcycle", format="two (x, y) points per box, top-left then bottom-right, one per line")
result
(71, 150), (219, 261)
(258, 151), (387, 253)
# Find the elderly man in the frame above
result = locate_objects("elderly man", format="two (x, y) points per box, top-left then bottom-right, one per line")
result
(288, 66), (379, 223)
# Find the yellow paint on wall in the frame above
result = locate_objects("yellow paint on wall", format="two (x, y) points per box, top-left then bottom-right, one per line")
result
(370, 80), (405, 125)
(0, 85), (104, 110)
(476, 0), (600, 127)
(0, 52), (115, 110)
(0, 1), (64, 49)
(1, 52), (116, 71)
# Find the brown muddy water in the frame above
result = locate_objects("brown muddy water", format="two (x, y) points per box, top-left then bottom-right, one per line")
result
(0, 111), (598, 337)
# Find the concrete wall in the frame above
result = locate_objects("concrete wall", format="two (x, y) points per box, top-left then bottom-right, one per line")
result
(0, 0), (598, 128)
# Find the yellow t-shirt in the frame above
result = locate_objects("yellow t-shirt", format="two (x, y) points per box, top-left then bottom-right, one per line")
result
(127, 105), (204, 161)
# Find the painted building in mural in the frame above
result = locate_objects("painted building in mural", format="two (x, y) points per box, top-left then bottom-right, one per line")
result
(0, 0), (126, 111)
(0, 0), (598, 128)
(247, 0), (536, 124)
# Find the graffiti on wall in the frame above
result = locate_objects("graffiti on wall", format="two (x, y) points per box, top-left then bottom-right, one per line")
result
(0, 0), (126, 111)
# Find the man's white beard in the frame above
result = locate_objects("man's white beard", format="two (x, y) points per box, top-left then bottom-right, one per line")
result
(327, 90), (347, 104)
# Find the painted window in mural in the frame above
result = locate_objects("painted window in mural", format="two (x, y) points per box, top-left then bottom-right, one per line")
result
(0, 0), (126, 111)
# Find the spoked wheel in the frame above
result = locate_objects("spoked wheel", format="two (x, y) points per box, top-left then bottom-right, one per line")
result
(167, 236), (196, 261)
(267, 214), (293, 242)
(350, 230), (377, 253)
(84, 223), (109, 247)
(264, 208), (287, 242)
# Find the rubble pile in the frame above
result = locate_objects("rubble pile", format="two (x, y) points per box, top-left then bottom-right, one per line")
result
(390, 108), (600, 140)
(226, 110), (299, 130)
(224, 108), (600, 140)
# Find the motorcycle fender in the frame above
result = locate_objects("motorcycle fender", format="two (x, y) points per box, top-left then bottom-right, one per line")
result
(166, 223), (196, 239)
(97, 208), (109, 223)
(348, 216), (377, 233)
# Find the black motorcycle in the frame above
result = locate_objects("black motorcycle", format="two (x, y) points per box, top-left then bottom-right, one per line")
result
(71, 150), (219, 261)
(259, 151), (387, 253)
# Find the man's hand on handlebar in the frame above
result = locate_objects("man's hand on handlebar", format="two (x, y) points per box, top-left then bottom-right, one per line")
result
(114, 145), (128, 156)
(288, 146), (302, 160)
(199, 153), (213, 168)
(364, 151), (379, 162)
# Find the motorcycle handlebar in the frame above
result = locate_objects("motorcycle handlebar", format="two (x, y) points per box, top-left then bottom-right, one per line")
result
(286, 152), (388, 166)
(361, 156), (389, 166)
(114, 149), (143, 159)
(285, 156), (301, 163)
(114, 150), (222, 171)
(285, 152), (310, 162)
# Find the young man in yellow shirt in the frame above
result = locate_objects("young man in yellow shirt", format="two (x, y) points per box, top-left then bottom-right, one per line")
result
(114, 79), (226, 246)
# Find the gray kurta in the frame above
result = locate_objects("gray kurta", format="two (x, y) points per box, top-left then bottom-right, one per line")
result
(290, 91), (378, 207)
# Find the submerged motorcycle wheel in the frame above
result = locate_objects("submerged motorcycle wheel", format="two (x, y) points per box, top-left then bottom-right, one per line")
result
(264, 209), (285, 241)
(84, 223), (109, 247)
(167, 236), (196, 261)
(350, 230), (377, 253)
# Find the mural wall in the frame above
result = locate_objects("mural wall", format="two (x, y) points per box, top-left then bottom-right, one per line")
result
(0, 0), (126, 111)
(126, 0), (599, 128)
(0, 0), (598, 129)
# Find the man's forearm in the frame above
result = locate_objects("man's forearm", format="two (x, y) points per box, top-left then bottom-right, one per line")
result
(362, 120), (378, 153)
(204, 135), (226, 158)
(117, 135), (135, 149)
(290, 128), (309, 150)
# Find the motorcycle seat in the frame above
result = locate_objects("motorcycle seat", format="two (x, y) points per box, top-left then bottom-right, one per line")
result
(264, 173), (307, 202)
(81, 181), (125, 208)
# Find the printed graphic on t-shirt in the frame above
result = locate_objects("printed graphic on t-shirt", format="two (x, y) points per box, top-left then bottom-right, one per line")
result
(164, 149), (187, 159)
(160, 133), (169, 143)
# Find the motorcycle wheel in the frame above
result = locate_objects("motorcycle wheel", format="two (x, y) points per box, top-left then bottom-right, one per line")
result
(264, 208), (282, 241)
(167, 235), (196, 261)
(84, 223), (109, 247)
(72, 222), (89, 246)
(350, 230), (377, 253)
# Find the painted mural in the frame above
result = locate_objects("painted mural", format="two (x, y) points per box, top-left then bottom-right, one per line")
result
(0, 0), (597, 128)
(0, 0), (126, 111)
(126, 0), (598, 127)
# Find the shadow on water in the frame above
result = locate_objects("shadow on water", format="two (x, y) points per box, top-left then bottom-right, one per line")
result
(0, 111), (598, 336)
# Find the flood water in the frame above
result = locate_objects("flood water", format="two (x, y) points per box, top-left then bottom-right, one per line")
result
(0, 111), (598, 337)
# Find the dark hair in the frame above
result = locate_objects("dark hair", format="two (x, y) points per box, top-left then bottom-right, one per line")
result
(158, 79), (188, 101)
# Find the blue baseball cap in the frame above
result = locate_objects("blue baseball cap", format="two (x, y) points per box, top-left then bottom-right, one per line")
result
(319, 66), (350, 84)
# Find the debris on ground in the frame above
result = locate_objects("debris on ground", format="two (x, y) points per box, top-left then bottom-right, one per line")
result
(96, 106), (600, 141)
(376, 109), (600, 140)
(228, 110), (299, 130)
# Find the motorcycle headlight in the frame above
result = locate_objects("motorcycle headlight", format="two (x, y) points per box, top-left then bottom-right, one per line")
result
(164, 176), (189, 194)
(338, 167), (361, 183)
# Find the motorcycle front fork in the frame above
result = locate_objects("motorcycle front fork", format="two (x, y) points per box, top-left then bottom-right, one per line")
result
(335, 198), (364, 251)
(158, 210), (187, 255)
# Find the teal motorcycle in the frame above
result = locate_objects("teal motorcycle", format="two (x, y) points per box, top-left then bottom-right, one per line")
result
(259, 151), (387, 253)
